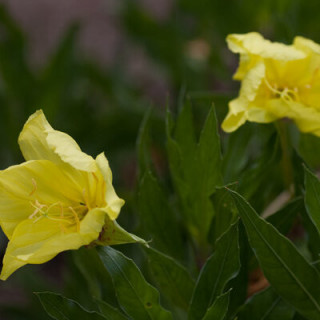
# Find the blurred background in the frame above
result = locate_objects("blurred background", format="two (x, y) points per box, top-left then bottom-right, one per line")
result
(0, 0), (319, 318)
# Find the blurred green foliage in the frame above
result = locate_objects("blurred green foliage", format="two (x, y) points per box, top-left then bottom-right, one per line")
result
(1, 0), (320, 319)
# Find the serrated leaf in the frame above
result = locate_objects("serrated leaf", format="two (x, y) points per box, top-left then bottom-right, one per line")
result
(237, 287), (294, 320)
(98, 246), (173, 320)
(138, 170), (183, 259)
(166, 104), (222, 242)
(229, 189), (320, 320)
(145, 247), (195, 310)
(36, 292), (106, 320)
(95, 299), (128, 320)
(188, 222), (240, 320)
(202, 290), (231, 320)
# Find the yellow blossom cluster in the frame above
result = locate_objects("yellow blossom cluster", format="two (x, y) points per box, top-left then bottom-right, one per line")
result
(222, 32), (320, 136)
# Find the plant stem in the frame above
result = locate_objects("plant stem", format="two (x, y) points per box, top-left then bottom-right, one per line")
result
(275, 120), (295, 196)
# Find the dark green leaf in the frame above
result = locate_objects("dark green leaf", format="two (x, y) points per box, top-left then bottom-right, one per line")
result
(145, 247), (195, 310)
(138, 170), (183, 259)
(188, 222), (240, 320)
(230, 189), (320, 320)
(304, 166), (320, 234)
(298, 133), (320, 169)
(95, 299), (128, 320)
(202, 290), (231, 320)
(266, 197), (303, 235)
(95, 216), (146, 246)
(137, 108), (152, 175)
(35, 292), (106, 320)
(98, 246), (173, 320)
(238, 287), (294, 320)
(72, 248), (118, 306)
(300, 203), (320, 263)
(166, 104), (222, 242)
(210, 185), (238, 243)
(174, 98), (197, 156)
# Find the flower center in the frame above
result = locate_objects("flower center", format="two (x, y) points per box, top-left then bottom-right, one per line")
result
(264, 79), (300, 102)
(28, 178), (88, 233)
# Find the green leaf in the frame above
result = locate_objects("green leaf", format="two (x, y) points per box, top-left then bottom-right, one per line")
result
(137, 108), (152, 175)
(224, 221), (250, 319)
(35, 292), (106, 320)
(95, 299), (128, 320)
(266, 197), (303, 235)
(229, 189), (320, 320)
(138, 170), (184, 259)
(210, 185), (238, 243)
(98, 246), (173, 320)
(304, 166), (320, 235)
(188, 222), (240, 320)
(174, 98), (197, 157)
(166, 103), (222, 242)
(237, 287), (294, 320)
(72, 248), (118, 306)
(298, 133), (320, 168)
(145, 247), (195, 310)
(300, 202), (320, 263)
(95, 216), (146, 246)
(202, 290), (231, 320)
(222, 125), (253, 183)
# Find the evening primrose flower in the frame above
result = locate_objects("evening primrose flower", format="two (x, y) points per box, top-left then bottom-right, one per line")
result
(0, 110), (142, 280)
(222, 32), (320, 136)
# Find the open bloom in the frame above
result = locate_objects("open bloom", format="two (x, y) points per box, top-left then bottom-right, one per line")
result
(222, 32), (320, 136)
(0, 110), (140, 280)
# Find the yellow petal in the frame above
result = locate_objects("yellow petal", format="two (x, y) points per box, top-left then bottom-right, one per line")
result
(227, 32), (305, 61)
(95, 153), (125, 220)
(289, 101), (320, 134)
(221, 109), (246, 132)
(0, 208), (105, 280)
(19, 110), (96, 172)
(238, 62), (265, 101)
(294, 36), (320, 55)
(233, 54), (260, 80)
(247, 107), (278, 123)
(0, 160), (85, 238)
(222, 62), (266, 132)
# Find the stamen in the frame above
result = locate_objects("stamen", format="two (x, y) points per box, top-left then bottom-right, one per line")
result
(28, 207), (40, 219)
(264, 79), (300, 103)
(264, 78), (280, 95)
(69, 206), (80, 232)
(29, 178), (38, 196)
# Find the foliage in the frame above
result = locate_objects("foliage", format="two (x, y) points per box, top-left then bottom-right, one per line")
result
(1, 1), (320, 320)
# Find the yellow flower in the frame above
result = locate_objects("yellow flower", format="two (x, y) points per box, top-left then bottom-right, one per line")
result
(222, 32), (320, 136)
(0, 110), (142, 280)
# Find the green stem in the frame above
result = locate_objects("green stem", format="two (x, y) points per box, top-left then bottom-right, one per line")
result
(275, 120), (295, 196)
